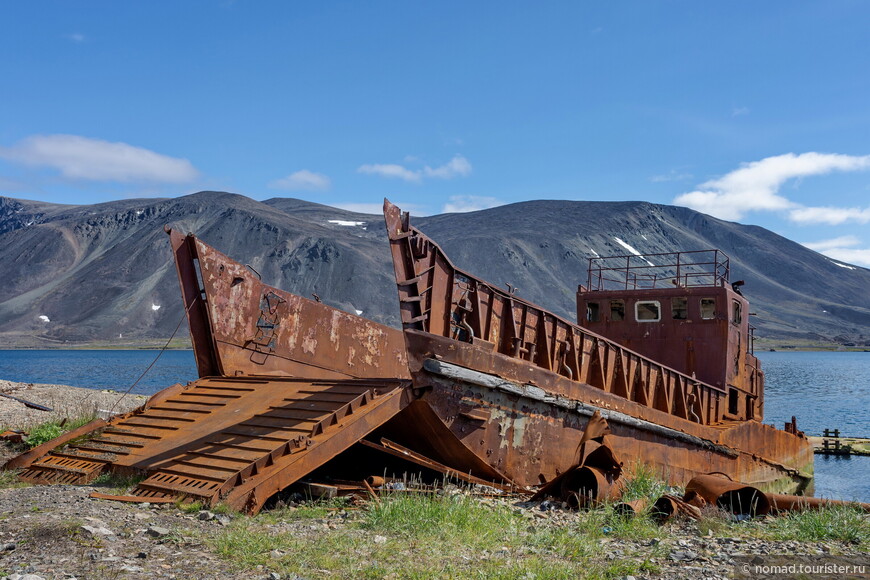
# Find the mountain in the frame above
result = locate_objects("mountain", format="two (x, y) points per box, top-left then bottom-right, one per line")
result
(1, 191), (869, 347)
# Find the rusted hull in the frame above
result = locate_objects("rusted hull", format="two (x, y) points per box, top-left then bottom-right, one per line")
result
(169, 229), (410, 381)
(404, 330), (812, 493)
(382, 199), (813, 495)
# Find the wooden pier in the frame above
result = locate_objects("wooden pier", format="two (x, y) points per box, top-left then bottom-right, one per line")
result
(809, 429), (870, 456)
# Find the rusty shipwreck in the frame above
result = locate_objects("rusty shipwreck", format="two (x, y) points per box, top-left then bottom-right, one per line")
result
(3, 200), (813, 512)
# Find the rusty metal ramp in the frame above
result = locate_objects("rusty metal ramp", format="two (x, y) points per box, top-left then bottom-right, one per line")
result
(16, 376), (410, 513)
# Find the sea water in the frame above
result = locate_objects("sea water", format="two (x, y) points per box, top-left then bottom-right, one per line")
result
(0, 349), (867, 501)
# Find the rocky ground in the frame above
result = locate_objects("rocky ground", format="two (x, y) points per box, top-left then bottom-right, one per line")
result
(0, 484), (865, 580)
(0, 381), (865, 579)
(0, 381), (146, 431)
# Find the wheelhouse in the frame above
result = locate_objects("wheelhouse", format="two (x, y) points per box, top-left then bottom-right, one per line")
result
(577, 250), (763, 421)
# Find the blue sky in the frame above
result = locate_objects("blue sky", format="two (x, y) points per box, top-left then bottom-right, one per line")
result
(2, 2), (870, 266)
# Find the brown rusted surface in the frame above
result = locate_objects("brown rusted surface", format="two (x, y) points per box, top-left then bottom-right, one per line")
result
(767, 493), (870, 513)
(169, 229), (410, 381)
(16, 376), (412, 513)
(684, 474), (771, 517)
(578, 251), (763, 422)
(6, 231), (417, 514)
(650, 494), (702, 522)
(614, 498), (649, 517)
(359, 438), (516, 491)
(0, 430), (26, 444)
(532, 411), (622, 506)
(383, 199), (813, 494)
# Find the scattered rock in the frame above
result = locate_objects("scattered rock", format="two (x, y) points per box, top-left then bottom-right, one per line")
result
(145, 525), (171, 538)
(81, 524), (114, 537)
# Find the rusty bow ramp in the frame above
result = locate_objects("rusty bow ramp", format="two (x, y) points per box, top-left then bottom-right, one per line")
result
(11, 376), (411, 514)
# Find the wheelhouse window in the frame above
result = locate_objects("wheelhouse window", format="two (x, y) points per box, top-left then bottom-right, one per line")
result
(671, 297), (688, 320)
(732, 300), (742, 325)
(586, 302), (600, 322)
(700, 298), (716, 320)
(635, 300), (661, 322)
(610, 300), (625, 321)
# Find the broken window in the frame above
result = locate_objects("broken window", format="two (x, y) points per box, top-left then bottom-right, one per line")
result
(635, 300), (661, 322)
(732, 300), (742, 325)
(700, 298), (715, 320)
(610, 300), (625, 321)
(586, 302), (600, 322)
(671, 297), (688, 320)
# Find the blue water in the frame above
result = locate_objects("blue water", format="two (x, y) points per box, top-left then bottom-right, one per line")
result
(0, 349), (867, 501)
(0, 350), (198, 395)
(756, 351), (870, 502)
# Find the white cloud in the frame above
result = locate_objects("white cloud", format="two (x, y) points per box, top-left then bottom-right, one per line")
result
(442, 195), (503, 213)
(332, 201), (430, 216)
(423, 155), (472, 179)
(357, 163), (421, 183)
(802, 235), (861, 252)
(66, 33), (86, 43)
(650, 170), (693, 183)
(674, 152), (870, 221)
(802, 236), (870, 268)
(268, 169), (331, 192)
(818, 248), (870, 268)
(331, 202), (384, 214)
(789, 205), (870, 225)
(358, 155), (471, 183)
(0, 134), (198, 183)
(731, 106), (750, 117)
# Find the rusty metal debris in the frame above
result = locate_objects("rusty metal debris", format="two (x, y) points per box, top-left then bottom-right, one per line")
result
(0, 200), (827, 514)
(684, 474), (771, 517)
(531, 411), (622, 508)
(0, 393), (52, 412)
(0, 430), (27, 444)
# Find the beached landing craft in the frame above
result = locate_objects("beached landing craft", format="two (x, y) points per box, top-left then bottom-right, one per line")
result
(5, 202), (813, 512)
(382, 200), (813, 494)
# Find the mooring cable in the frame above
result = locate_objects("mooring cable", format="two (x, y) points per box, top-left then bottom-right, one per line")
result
(103, 297), (197, 416)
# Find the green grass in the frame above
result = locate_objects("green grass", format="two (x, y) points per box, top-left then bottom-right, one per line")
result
(762, 505), (870, 546)
(24, 414), (96, 448)
(91, 471), (146, 494)
(0, 469), (29, 490)
(617, 460), (671, 503)
(696, 503), (870, 549)
(175, 499), (205, 514)
(204, 491), (665, 579)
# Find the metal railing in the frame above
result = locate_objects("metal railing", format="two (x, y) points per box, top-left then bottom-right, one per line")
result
(586, 249), (730, 291)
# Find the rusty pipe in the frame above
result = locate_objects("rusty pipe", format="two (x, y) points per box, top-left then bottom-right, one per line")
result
(613, 498), (648, 517)
(650, 494), (702, 523)
(767, 493), (870, 513)
(561, 466), (618, 509)
(365, 475), (386, 488)
(684, 474), (770, 517)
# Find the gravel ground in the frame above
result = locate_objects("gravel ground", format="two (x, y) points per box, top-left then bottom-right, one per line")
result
(0, 380), (147, 432)
(0, 485), (865, 580)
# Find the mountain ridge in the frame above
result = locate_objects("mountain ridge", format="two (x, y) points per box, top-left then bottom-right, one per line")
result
(1, 191), (868, 347)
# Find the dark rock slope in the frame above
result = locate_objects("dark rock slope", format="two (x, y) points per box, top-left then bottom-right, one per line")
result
(1, 192), (868, 346)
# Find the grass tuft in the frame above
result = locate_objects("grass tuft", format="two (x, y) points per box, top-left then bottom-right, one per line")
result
(24, 414), (96, 448)
(361, 491), (521, 546)
(763, 505), (870, 546)
(617, 461), (670, 503)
